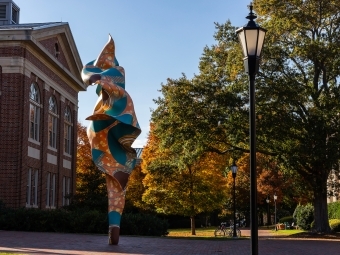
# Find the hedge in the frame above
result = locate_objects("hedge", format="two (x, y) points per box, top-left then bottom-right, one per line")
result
(328, 201), (340, 219)
(329, 219), (340, 232)
(0, 207), (168, 236)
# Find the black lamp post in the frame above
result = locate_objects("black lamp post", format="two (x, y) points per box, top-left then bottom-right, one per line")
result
(274, 193), (277, 231)
(266, 196), (270, 226)
(235, 3), (266, 255)
(231, 161), (238, 237)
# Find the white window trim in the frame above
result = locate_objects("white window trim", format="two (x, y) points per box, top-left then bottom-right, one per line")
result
(28, 137), (40, 145)
(66, 177), (70, 205)
(48, 145), (58, 152)
(51, 173), (56, 207)
(63, 152), (72, 158)
(46, 172), (50, 208)
(26, 168), (32, 207)
(29, 101), (41, 142)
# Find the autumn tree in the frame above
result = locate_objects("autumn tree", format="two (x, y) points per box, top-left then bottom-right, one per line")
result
(225, 153), (312, 226)
(125, 164), (151, 212)
(72, 123), (107, 211)
(141, 124), (229, 235)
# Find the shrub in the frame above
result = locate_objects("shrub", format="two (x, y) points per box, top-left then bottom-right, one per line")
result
(293, 203), (314, 230)
(329, 219), (340, 232)
(0, 206), (168, 236)
(278, 216), (294, 224)
(328, 201), (340, 219)
(120, 213), (169, 236)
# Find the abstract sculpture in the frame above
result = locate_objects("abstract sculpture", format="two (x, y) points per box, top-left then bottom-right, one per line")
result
(81, 35), (141, 245)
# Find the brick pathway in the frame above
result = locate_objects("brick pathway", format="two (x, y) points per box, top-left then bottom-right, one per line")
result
(0, 230), (339, 255)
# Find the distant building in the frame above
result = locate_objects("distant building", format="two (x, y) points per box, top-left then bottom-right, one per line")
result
(327, 170), (339, 203)
(0, 0), (85, 209)
(135, 147), (143, 166)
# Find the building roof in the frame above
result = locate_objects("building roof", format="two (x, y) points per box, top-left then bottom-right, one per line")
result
(0, 21), (85, 92)
(0, 22), (65, 30)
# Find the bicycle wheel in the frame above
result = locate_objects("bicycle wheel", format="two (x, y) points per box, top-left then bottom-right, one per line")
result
(214, 229), (225, 237)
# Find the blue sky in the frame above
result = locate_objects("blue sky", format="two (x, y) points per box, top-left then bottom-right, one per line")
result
(16, 0), (252, 147)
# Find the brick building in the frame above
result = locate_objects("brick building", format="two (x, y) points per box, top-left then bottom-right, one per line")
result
(0, 0), (85, 209)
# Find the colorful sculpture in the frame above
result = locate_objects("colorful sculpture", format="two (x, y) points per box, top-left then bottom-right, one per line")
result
(81, 35), (141, 245)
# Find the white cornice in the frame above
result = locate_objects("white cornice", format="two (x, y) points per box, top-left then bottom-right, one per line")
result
(0, 24), (85, 91)
(0, 56), (78, 106)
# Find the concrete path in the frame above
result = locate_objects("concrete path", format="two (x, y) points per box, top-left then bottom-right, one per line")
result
(0, 230), (339, 255)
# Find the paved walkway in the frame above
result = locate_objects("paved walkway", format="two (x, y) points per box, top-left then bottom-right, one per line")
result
(0, 230), (339, 255)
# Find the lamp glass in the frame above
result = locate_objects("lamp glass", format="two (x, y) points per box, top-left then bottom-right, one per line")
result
(266, 198), (269, 203)
(237, 29), (247, 57)
(274, 194), (277, 201)
(231, 164), (238, 174)
(256, 29), (266, 56)
(245, 29), (258, 56)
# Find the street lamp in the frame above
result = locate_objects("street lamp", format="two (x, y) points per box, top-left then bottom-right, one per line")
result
(235, 3), (266, 255)
(231, 161), (238, 238)
(274, 193), (277, 231)
(266, 196), (270, 227)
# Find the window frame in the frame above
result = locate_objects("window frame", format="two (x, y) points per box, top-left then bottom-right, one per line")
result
(64, 107), (72, 155)
(26, 168), (39, 208)
(29, 83), (41, 142)
(48, 96), (58, 149)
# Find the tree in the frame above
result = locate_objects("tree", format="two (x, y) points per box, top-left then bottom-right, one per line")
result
(141, 124), (229, 235)
(72, 123), (107, 211)
(253, 0), (340, 232)
(125, 164), (150, 212)
(188, 1), (340, 232)
(149, 0), (340, 233)
(225, 153), (311, 225)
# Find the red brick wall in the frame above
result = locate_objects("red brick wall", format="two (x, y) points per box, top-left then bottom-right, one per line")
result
(0, 70), (25, 208)
(0, 44), (79, 209)
(26, 50), (77, 98)
(39, 37), (71, 71)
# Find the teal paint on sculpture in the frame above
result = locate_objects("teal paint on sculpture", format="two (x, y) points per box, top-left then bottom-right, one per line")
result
(82, 35), (141, 244)
(91, 148), (103, 162)
(104, 97), (127, 116)
(91, 119), (116, 132)
(108, 211), (121, 226)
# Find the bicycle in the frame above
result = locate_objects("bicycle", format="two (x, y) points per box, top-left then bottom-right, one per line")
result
(227, 225), (241, 237)
(214, 222), (227, 237)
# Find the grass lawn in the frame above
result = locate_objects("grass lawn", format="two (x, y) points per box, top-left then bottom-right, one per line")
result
(167, 227), (247, 240)
(0, 253), (26, 255)
(168, 227), (216, 237)
(271, 229), (305, 236)
(167, 226), (308, 240)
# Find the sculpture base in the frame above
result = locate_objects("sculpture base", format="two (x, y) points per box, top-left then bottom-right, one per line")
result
(108, 226), (120, 245)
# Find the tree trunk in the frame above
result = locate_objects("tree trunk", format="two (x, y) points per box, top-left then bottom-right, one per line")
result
(313, 180), (331, 233)
(259, 211), (264, 226)
(190, 216), (196, 235)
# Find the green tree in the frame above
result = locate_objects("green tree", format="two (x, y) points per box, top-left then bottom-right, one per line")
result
(253, 0), (340, 232)
(190, 1), (340, 233)
(150, 0), (340, 234)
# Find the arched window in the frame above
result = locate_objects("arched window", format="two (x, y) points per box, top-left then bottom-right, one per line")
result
(64, 106), (72, 154)
(29, 83), (40, 141)
(48, 96), (58, 149)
